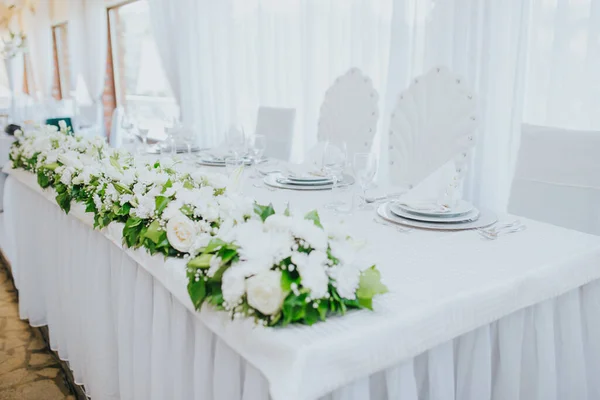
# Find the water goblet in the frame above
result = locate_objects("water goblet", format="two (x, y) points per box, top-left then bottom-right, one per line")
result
(353, 152), (378, 210)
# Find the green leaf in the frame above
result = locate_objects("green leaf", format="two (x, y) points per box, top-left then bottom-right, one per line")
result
(113, 182), (133, 195)
(219, 248), (238, 264)
(180, 204), (194, 218)
(284, 204), (291, 216)
(161, 179), (173, 194)
(253, 202), (275, 222)
(144, 220), (163, 244)
(204, 238), (227, 253)
(155, 195), (170, 215)
(124, 216), (143, 228)
(109, 154), (124, 173)
(356, 266), (388, 306)
(187, 278), (206, 310)
(183, 180), (195, 189)
(187, 253), (213, 269)
(41, 162), (59, 171)
(37, 170), (50, 188)
(317, 300), (328, 320)
(304, 210), (323, 228)
(55, 191), (71, 214)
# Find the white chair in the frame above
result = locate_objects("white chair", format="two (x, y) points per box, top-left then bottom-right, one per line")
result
(317, 68), (379, 157)
(508, 124), (600, 235)
(388, 67), (478, 190)
(109, 107), (124, 148)
(254, 107), (296, 161)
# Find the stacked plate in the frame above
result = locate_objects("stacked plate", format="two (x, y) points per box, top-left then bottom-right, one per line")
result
(377, 199), (497, 230)
(264, 172), (354, 191)
(196, 152), (255, 167)
(146, 144), (204, 155)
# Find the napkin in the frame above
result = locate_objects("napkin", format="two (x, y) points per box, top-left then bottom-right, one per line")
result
(396, 161), (461, 207)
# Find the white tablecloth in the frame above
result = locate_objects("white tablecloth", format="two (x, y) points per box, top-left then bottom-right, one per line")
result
(0, 135), (14, 211)
(4, 167), (600, 400)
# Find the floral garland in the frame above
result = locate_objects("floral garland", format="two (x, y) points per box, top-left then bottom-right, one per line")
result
(9, 125), (387, 327)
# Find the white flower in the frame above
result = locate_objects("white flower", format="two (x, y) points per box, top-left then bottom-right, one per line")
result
(245, 270), (285, 315)
(328, 264), (360, 300)
(166, 213), (197, 253)
(221, 267), (246, 307)
(292, 250), (329, 299)
(58, 120), (67, 130)
(291, 218), (328, 251)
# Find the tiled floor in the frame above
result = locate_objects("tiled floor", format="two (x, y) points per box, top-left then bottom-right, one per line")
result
(0, 264), (78, 399)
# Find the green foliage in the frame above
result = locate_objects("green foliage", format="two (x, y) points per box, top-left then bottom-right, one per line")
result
(304, 210), (323, 228)
(254, 202), (275, 222)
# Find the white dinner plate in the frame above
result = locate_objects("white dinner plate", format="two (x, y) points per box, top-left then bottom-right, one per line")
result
(377, 202), (497, 231)
(395, 199), (474, 217)
(287, 175), (333, 183)
(264, 173), (354, 191)
(389, 202), (480, 223)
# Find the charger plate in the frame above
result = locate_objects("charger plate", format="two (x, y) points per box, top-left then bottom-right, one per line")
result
(264, 173), (354, 191)
(377, 202), (497, 231)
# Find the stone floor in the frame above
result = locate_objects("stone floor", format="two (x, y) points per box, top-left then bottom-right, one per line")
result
(0, 264), (78, 399)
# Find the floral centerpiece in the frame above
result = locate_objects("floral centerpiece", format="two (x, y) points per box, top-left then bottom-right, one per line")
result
(9, 125), (388, 327)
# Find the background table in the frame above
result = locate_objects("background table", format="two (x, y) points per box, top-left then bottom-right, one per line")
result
(4, 166), (600, 400)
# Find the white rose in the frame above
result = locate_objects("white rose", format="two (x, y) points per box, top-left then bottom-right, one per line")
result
(166, 213), (197, 253)
(245, 270), (285, 316)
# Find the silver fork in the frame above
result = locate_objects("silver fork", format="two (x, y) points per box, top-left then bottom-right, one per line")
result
(477, 221), (526, 240)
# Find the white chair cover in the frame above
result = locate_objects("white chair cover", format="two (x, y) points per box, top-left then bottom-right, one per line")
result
(388, 67), (478, 190)
(317, 68), (379, 157)
(255, 107), (296, 161)
(109, 107), (124, 148)
(508, 124), (600, 235)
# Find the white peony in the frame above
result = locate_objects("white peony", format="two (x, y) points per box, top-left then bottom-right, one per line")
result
(245, 270), (285, 315)
(166, 213), (197, 253)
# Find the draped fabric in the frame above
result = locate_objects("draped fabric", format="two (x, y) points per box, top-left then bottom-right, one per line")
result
(150, 0), (393, 158)
(22, 1), (53, 100)
(66, 0), (108, 136)
(145, 0), (599, 210)
(5, 175), (600, 400)
(523, 0), (600, 131)
(147, 0), (181, 106)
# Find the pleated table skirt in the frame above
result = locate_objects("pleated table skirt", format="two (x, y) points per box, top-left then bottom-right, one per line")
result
(5, 176), (600, 400)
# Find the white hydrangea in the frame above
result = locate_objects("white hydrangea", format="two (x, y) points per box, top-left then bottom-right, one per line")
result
(291, 250), (329, 299)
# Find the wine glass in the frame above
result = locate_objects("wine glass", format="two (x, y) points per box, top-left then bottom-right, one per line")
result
(164, 116), (181, 156)
(247, 134), (266, 178)
(179, 124), (197, 160)
(353, 152), (378, 210)
(226, 124), (246, 158)
(322, 141), (347, 209)
(225, 156), (245, 192)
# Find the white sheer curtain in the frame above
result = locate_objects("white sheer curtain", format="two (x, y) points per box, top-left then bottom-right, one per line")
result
(147, 0), (181, 105)
(22, 1), (53, 100)
(523, 0), (600, 131)
(147, 0), (597, 209)
(157, 0), (393, 158)
(69, 0), (108, 136)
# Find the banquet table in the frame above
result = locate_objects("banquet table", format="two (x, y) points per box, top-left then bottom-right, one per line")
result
(4, 163), (600, 400)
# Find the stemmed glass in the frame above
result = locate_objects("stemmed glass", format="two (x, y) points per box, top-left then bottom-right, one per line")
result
(247, 134), (266, 178)
(121, 110), (137, 145)
(164, 116), (181, 156)
(353, 152), (378, 210)
(179, 124), (197, 160)
(322, 141), (347, 209)
(226, 124), (246, 159)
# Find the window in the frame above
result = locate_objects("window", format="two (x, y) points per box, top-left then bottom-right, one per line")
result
(108, 0), (176, 126)
(51, 23), (70, 100)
